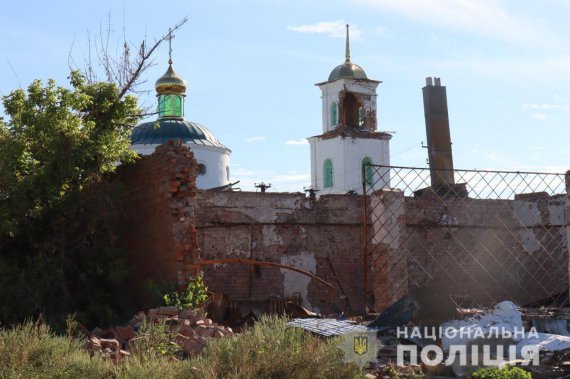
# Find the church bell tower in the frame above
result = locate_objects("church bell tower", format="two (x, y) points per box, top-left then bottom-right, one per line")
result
(307, 25), (391, 194)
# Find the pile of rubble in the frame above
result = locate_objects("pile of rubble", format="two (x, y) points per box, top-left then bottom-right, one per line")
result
(84, 306), (234, 362)
(290, 280), (570, 378)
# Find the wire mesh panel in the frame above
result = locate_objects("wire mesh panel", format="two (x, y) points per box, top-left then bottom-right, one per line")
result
(363, 165), (568, 311)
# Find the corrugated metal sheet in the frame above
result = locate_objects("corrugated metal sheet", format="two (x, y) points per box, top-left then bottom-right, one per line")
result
(287, 318), (374, 337)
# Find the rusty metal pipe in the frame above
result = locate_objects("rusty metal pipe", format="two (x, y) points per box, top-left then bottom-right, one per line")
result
(192, 258), (335, 308)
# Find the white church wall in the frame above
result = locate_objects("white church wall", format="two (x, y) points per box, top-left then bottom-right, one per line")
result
(343, 138), (390, 192)
(309, 136), (390, 195)
(309, 137), (346, 194)
(131, 143), (231, 190)
(195, 148), (231, 189)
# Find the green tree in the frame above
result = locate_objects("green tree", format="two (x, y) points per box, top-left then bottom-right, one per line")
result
(0, 72), (139, 237)
(0, 72), (140, 327)
(0, 18), (187, 328)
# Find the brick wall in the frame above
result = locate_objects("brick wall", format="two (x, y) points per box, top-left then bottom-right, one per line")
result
(117, 143), (367, 314)
(118, 141), (200, 308)
(117, 143), (567, 314)
(370, 188), (568, 311)
(194, 191), (367, 314)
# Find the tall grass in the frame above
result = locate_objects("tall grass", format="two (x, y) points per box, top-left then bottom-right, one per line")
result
(188, 315), (364, 379)
(0, 320), (112, 378)
(0, 316), (364, 379)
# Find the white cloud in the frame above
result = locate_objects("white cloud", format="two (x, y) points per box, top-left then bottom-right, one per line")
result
(285, 138), (309, 146)
(523, 99), (570, 112)
(287, 21), (362, 39)
(351, 0), (543, 45)
(245, 136), (267, 143)
(524, 104), (561, 110)
(532, 113), (548, 121)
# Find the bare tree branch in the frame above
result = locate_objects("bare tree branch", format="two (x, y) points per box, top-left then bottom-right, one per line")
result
(70, 15), (188, 101)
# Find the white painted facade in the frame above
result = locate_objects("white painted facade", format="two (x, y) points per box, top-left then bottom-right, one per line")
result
(308, 135), (390, 194)
(308, 76), (391, 195)
(131, 142), (231, 189)
(318, 78), (380, 133)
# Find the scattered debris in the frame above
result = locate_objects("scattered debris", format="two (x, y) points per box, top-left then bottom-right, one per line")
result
(84, 306), (234, 362)
(369, 279), (459, 329)
(288, 318), (372, 337)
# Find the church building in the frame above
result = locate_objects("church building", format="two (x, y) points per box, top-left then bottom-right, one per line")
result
(130, 43), (232, 190)
(308, 25), (391, 194)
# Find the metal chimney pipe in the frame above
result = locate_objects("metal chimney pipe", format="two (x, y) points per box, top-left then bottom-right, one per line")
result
(422, 77), (455, 188)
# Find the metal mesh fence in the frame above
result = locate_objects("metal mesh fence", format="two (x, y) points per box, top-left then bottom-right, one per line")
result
(363, 165), (568, 310)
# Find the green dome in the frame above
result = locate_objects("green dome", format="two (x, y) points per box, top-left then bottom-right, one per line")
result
(155, 64), (187, 94)
(328, 62), (368, 82)
(131, 119), (228, 150)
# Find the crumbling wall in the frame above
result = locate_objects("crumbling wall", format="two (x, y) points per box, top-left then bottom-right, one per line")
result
(118, 141), (200, 308)
(369, 189), (408, 311)
(338, 86), (377, 131)
(194, 192), (366, 314)
(370, 188), (568, 311)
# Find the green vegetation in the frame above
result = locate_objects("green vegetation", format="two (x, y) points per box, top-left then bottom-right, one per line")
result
(0, 316), (363, 379)
(163, 272), (208, 310)
(472, 366), (531, 379)
(0, 72), (140, 329)
(191, 315), (364, 379)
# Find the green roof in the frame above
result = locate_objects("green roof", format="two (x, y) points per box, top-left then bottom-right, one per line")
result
(131, 119), (228, 150)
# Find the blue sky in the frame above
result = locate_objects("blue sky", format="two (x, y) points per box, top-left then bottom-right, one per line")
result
(1, 0), (569, 192)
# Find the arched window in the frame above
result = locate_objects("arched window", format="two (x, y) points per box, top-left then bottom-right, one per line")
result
(362, 157), (374, 187)
(198, 163), (207, 176)
(226, 166), (230, 181)
(323, 159), (333, 188)
(358, 107), (365, 128)
(330, 102), (338, 127)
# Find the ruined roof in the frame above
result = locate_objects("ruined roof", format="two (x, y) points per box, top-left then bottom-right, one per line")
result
(131, 119), (229, 149)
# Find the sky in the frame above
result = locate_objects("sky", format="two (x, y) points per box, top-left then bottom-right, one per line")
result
(1, 0), (569, 192)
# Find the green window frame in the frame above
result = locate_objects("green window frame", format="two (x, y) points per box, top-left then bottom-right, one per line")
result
(323, 159), (333, 188)
(362, 157), (374, 186)
(330, 102), (338, 127)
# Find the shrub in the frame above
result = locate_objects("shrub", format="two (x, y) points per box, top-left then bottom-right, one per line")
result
(472, 366), (531, 379)
(163, 272), (208, 310)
